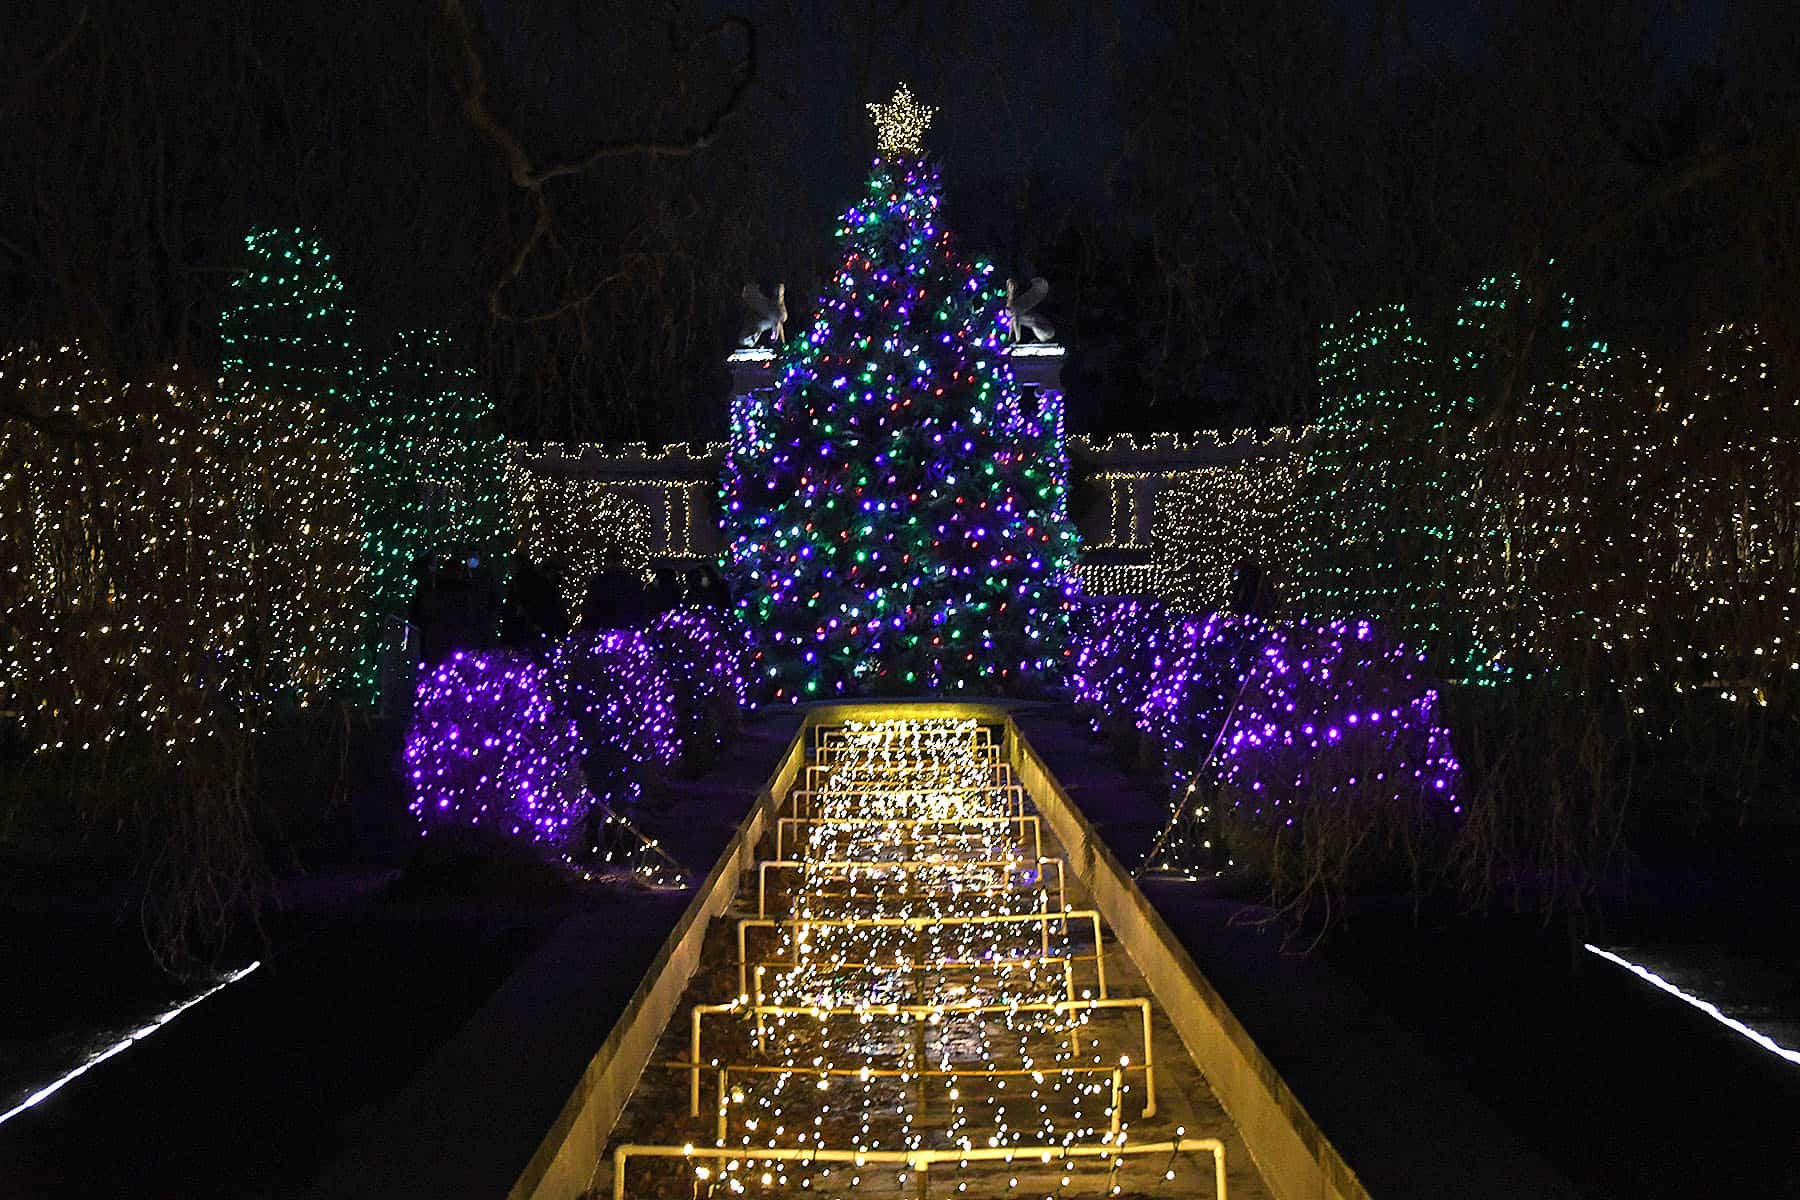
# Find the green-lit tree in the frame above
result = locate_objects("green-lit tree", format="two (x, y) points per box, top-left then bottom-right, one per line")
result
(721, 87), (1078, 700)
(219, 228), (363, 413)
(373, 328), (510, 591)
(1289, 275), (1607, 677)
(221, 230), (508, 697)
(219, 228), (380, 689)
(1288, 300), (1461, 651)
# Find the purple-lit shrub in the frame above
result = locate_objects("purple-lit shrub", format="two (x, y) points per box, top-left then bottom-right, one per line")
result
(1215, 618), (1461, 820)
(1070, 597), (1166, 737)
(1072, 605), (1462, 894)
(649, 607), (753, 763)
(548, 629), (680, 771)
(1213, 618), (1462, 903)
(405, 650), (585, 847)
(1136, 612), (1266, 789)
(405, 625), (759, 869)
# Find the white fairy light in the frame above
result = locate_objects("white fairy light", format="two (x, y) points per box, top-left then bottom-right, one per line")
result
(1583, 944), (1800, 1067)
(0, 961), (262, 1128)
(609, 717), (1227, 1198)
(866, 84), (937, 158)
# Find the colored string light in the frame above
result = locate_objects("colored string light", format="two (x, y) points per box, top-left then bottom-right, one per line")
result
(549, 628), (681, 771)
(721, 118), (1078, 701)
(405, 649), (586, 847)
(1074, 600), (1461, 877)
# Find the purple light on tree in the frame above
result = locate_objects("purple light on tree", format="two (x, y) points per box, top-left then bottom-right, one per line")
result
(405, 649), (585, 847)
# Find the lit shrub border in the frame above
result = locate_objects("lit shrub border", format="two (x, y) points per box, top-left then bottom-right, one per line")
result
(547, 629), (680, 772)
(1215, 618), (1462, 822)
(648, 607), (754, 763)
(1073, 601), (1462, 884)
(404, 649), (585, 847)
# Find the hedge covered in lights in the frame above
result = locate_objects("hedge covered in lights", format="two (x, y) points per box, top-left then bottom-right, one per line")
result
(1070, 597), (1171, 739)
(1212, 618), (1462, 824)
(405, 649), (586, 847)
(1072, 598), (1461, 876)
(650, 606), (753, 758)
(405, 607), (754, 858)
(548, 629), (680, 773)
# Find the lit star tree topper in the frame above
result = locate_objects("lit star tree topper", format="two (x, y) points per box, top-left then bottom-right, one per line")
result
(721, 90), (1079, 700)
(865, 83), (937, 157)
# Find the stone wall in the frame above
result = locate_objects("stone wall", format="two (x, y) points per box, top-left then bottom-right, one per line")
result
(506, 428), (1312, 604)
(507, 346), (1313, 602)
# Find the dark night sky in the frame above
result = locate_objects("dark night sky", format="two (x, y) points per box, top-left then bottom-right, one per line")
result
(2, 0), (1751, 439)
(710, 2), (1138, 280)
(720, 0), (1730, 261)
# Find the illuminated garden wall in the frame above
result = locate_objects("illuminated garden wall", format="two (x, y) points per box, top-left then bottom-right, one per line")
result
(515, 429), (1313, 623)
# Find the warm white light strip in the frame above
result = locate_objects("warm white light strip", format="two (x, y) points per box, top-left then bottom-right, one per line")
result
(0, 960), (263, 1127)
(1583, 944), (1800, 1066)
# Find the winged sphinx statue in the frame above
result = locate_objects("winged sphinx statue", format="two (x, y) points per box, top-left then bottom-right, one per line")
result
(739, 282), (787, 346)
(1006, 277), (1055, 343)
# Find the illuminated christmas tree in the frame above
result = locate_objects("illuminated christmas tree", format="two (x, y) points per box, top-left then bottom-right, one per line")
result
(721, 86), (1078, 700)
(219, 228), (362, 417)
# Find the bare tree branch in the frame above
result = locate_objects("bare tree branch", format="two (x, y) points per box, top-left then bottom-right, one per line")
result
(434, 0), (756, 322)
(0, 6), (90, 122)
(1554, 125), (1800, 279)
